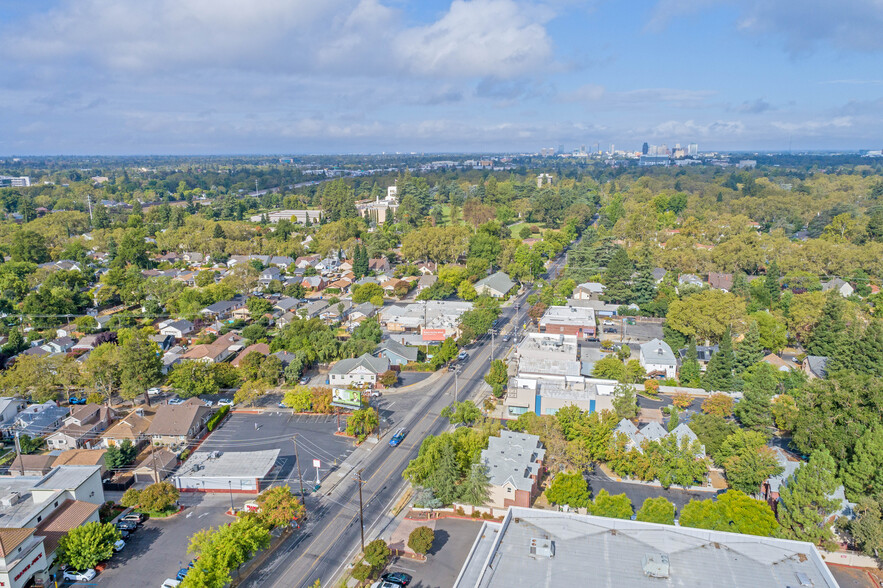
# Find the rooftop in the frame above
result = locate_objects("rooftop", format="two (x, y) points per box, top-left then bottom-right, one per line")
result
(539, 305), (596, 326)
(455, 507), (840, 588)
(176, 449), (280, 479)
(481, 431), (545, 492)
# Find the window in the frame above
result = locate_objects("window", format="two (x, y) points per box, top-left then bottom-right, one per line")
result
(507, 487), (513, 493)
(37, 516), (42, 522)
(54, 501), (58, 507)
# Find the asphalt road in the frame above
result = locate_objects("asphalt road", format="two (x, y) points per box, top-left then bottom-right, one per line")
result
(238, 246), (572, 588)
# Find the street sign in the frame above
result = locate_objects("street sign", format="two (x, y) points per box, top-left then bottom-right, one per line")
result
(312, 459), (321, 468)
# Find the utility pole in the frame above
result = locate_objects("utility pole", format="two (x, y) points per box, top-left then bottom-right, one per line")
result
(151, 449), (159, 483)
(255, 178), (259, 195)
(14, 431), (24, 476)
(454, 369), (459, 404)
(86, 193), (93, 222)
(357, 469), (365, 553)
(292, 435), (306, 501)
(491, 329), (495, 361)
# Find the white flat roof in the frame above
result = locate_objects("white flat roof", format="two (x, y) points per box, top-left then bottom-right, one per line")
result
(176, 449), (280, 479)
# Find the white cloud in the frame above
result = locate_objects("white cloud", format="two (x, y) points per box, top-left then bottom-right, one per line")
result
(771, 117), (854, 134)
(649, 119), (744, 137)
(394, 0), (554, 78)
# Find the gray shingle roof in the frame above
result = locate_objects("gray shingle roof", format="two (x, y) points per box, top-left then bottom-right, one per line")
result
(475, 271), (516, 296)
(329, 353), (390, 376)
(377, 339), (418, 362)
(481, 431), (545, 491)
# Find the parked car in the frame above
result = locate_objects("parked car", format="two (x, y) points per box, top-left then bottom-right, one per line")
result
(369, 582), (402, 588)
(202, 399), (214, 407)
(161, 580), (181, 588)
(118, 529), (130, 539)
(458, 351), (468, 360)
(168, 398), (185, 405)
(218, 398), (234, 407)
(369, 390), (382, 398)
(116, 520), (137, 532)
(113, 539), (126, 552)
(63, 569), (97, 582)
(380, 572), (413, 586)
(121, 513), (145, 524)
(602, 327), (617, 334)
(389, 428), (407, 447)
(502, 334), (510, 342)
(602, 320), (616, 326)
(147, 387), (162, 396)
(68, 396), (86, 405)
(299, 377), (310, 385)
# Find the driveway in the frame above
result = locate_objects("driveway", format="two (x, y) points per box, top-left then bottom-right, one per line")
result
(586, 469), (720, 514)
(91, 493), (237, 587)
(385, 518), (482, 588)
(397, 372), (433, 387)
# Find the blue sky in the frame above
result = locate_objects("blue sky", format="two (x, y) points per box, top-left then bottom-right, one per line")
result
(1, 0), (882, 155)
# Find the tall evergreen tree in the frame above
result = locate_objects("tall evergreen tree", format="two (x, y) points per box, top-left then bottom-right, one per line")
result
(843, 425), (883, 501)
(734, 362), (777, 430)
(601, 247), (634, 304)
(458, 464), (491, 506)
(776, 449), (840, 548)
(806, 293), (847, 357)
(631, 256), (656, 305)
(702, 329), (734, 391)
(426, 442), (460, 505)
(213, 223), (226, 239)
(766, 261), (781, 305)
(679, 339), (701, 386)
(731, 272), (749, 299)
(852, 321), (883, 377)
(735, 321), (763, 373)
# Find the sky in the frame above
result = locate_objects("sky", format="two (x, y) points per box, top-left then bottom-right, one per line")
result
(1, 0), (882, 155)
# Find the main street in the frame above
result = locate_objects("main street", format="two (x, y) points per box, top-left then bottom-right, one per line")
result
(241, 244), (573, 588)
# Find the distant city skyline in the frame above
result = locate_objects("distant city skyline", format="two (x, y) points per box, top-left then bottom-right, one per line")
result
(1, 1), (882, 155)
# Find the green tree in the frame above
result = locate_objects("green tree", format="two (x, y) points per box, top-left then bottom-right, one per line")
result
(186, 517), (270, 586)
(766, 260), (781, 305)
(105, 439), (137, 470)
(246, 296), (273, 317)
(601, 247), (634, 304)
(119, 329), (163, 402)
(776, 449), (840, 548)
(408, 526), (435, 556)
(720, 431), (783, 494)
(735, 321), (763, 373)
(635, 497), (676, 525)
(346, 408), (379, 441)
(751, 311), (787, 354)
(352, 282), (384, 304)
(589, 489), (632, 519)
(459, 463), (490, 506)
(282, 386), (313, 412)
(734, 362), (777, 430)
(424, 441), (460, 505)
(701, 393), (734, 418)
(850, 497), (883, 557)
(612, 383), (638, 419)
(484, 359), (509, 397)
(168, 361), (219, 397)
(842, 425), (883, 501)
(546, 471), (590, 509)
(679, 490), (777, 536)
(592, 356), (626, 381)
(632, 256), (657, 305)
(666, 290), (747, 344)
(679, 339), (701, 386)
(702, 329), (734, 391)
(688, 413), (738, 460)
(440, 400), (482, 426)
(58, 521), (121, 570)
(11, 230), (50, 264)
(806, 293), (847, 357)
(120, 488), (141, 508)
(255, 485), (305, 528)
(234, 379), (268, 406)
(364, 538), (391, 569)
(137, 482), (179, 513)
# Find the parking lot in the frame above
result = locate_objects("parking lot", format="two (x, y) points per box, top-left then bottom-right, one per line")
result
(386, 519), (482, 588)
(199, 411), (357, 488)
(90, 493), (237, 587)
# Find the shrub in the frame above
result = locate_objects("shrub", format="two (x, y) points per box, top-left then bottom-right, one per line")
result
(206, 405), (230, 431)
(120, 488), (141, 508)
(672, 392), (693, 410)
(351, 561), (372, 582)
(408, 526), (435, 555)
(643, 380), (659, 395)
(363, 539), (391, 569)
(137, 482), (179, 513)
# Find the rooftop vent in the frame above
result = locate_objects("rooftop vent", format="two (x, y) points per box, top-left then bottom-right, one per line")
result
(794, 571), (814, 587)
(1, 492), (21, 507)
(529, 537), (554, 559)
(642, 553), (670, 579)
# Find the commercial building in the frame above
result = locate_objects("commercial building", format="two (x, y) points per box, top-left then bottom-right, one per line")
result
(504, 378), (615, 418)
(0, 176), (30, 188)
(380, 301), (473, 341)
(174, 449), (280, 494)
(538, 305), (596, 339)
(248, 210), (322, 224)
(328, 353), (390, 387)
(454, 507), (840, 588)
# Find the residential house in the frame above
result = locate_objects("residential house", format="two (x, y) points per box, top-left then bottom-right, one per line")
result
(101, 407), (154, 449)
(381, 278), (408, 296)
(538, 306), (597, 339)
(162, 346), (185, 374)
(273, 297), (300, 312)
(474, 271), (517, 298)
(160, 319), (194, 339)
(259, 266), (282, 287)
(368, 258), (391, 273)
(707, 272), (734, 291)
(303, 299), (329, 319)
(231, 305), (252, 321)
(328, 354), (390, 388)
(295, 255), (320, 269)
(150, 333), (176, 351)
(320, 300), (352, 322)
(376, 339), (418, 366)
(7, 454), (57, 476)
(11, 402), (68, 438)
(480, 431), (545, 509)
(147, 401), (213, 447)
(677, 345), (719, 368)
(802, 355), (829, 379)
(821, 278), (854, 298)
(45, 404), (114, 451)
(348, 302), (377, 323)
(572, 282), (605, 301)
(201, 298), (243, 320)
(652, 267), (667, 283)
(416, 262), (437, 275)
(315, 257), (340, 273)
(613, 418), (705, 457)
(639, 338), (678, 379)
(761, 448), (854, 520)
(327, 278), (352, 293)
(0, 397), (28, 433)
(231, 343), (270, 367)
(42, 337), (74, 354)
(53, 448), (108, 477)
(133, 447), (178, 484)
(677, 274), (705, 288)
(416, 274), (438, 293)
(380, 301), (473, 341)
(270, 350), (297, 367)
(181, 332), (245, 363)
(268, 256), (294, 269)
(301, 276), (326, 291)
(276, 311), (297, 328)
(761, 353), (796, 372)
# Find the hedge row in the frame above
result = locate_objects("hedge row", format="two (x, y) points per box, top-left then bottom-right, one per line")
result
(206, 405), (230, 431)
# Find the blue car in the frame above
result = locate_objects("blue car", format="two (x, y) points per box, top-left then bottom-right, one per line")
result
(389, 428), (407, 447)
(68, 396), (86, 405)
(177, 561), (195, 580)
